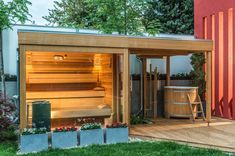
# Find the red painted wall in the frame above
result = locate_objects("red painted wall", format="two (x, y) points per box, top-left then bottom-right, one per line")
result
(195, 0), (235, 119)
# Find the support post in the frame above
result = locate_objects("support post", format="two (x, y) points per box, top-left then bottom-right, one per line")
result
(149, 64), (152, 111)
(153, 67), (158, 119)
(123, 49), (130, 124)
(112, 54), (117, 122)
(166, 56), (170, 86)
(206, 51), (212, 124)
(116, 55), (120, 122)
(143, 58), (147, 117)
(19, 46), (27, 130)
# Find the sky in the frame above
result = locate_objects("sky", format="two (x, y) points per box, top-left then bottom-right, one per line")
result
(4, 0), (57, 25)
(27, 0), (56, 25)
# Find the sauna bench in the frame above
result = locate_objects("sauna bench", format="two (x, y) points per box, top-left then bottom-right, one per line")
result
(26, 90), (112, 119)
(51, 107), (111, 119)
(164, 86), (198, 118)
(26, 90), (105, 99)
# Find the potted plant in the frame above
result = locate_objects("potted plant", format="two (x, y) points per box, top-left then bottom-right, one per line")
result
(20, 127), (48, 154)
(79, 123), (103, 146)
(51, 127), (78, 149)
(105, 123), (128, 144)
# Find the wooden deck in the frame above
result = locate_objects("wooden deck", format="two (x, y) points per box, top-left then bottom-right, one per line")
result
(130, 117), (235, 152)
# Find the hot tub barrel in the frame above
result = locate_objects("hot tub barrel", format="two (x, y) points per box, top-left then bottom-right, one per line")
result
(164, 86), (198, 118)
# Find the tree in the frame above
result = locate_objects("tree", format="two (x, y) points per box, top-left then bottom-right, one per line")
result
(152, 0), (205, 99)
(152, 0), (194, 35)
(43, 0), (161, 36)
(0, 0), (31, 97)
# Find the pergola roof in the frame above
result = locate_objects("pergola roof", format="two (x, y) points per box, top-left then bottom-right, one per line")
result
(18, 30), (213, 56)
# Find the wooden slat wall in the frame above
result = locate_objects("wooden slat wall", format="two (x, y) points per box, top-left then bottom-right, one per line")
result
(100, 54), (113, 107)
(26, 52), (94, 67)
(26, 51), (97, 90)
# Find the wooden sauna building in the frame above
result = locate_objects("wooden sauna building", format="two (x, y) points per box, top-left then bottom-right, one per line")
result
(18, 30), (213, 130)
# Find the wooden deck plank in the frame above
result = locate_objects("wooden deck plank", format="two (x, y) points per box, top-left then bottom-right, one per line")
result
(130, 117), (235, 150)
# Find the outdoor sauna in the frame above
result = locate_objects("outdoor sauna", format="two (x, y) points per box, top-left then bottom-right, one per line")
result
(19, 31), (213, 130)
(25, 51), (122, 128)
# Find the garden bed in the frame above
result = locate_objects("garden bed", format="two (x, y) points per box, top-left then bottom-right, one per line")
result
(51, 127), (78, 149)
(79, 123), (104, 146)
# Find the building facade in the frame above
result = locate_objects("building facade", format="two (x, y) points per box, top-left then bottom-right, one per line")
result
(194, 0), (235, 119)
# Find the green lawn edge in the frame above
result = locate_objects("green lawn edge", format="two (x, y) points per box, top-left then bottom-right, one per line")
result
(0, 140), (232, 156)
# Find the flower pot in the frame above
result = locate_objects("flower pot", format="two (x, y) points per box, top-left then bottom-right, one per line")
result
(105, 128), (128, 144)
(79, 129), (104, 146)
(20, 133), (48, 154)
(51, 131), (78, 149)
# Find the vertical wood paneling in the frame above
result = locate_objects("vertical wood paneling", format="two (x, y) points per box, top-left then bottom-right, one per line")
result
(203, 17), (208, 39)
(219, 12), (224, 116)
(223, 11), (229, 118)
(228, 8), (233, 119)
(211, 15), (216, 115)
(214, 13), (220, 116)
(233, 8), (235, 120)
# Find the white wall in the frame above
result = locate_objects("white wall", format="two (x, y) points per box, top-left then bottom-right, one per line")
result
(2, 25), (77, 75)
(130, 55), (192, 75)
(149, 55), (192, 75)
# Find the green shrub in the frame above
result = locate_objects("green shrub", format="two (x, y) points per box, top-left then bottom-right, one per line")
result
(0, 126), (17, 142)
(130, 115), (152, 125)
(190, 53), (206, 100)
(0, 94), (17, 142)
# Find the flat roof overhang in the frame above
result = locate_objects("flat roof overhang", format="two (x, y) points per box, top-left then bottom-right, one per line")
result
(18, 31), (213, 55)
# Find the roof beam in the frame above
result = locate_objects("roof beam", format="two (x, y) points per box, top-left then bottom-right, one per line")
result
(18, 32), (213, 52)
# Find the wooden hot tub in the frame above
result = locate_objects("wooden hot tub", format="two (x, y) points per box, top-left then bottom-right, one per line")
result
(164, 86), (198, 118)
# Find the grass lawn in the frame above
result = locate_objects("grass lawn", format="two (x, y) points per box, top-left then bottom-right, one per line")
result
(0, 140), (231, 156)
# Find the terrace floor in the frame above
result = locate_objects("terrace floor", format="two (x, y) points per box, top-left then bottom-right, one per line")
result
(130, 117), (235, 152)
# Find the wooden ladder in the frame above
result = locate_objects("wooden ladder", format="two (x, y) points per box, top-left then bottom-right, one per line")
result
(187, 94), (205, 122)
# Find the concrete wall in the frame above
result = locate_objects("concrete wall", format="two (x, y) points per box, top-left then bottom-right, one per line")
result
(0, 81), (17, 98)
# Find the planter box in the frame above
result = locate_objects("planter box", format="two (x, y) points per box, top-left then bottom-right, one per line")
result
(79, 129), (104, 146)
(51, 131), (78, 149)
(105, 128), (128, 144)
(20, 133), (48, 154)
